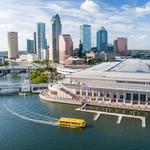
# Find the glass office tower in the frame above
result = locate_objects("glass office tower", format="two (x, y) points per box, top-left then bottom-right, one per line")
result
(51, 14), (62, 63)
(37, 22), (47, 60)
(80, 24), (91, 53)
(97, 26), (108, 53)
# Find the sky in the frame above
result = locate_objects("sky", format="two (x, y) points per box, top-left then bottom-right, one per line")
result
(1, 0), (150, 51)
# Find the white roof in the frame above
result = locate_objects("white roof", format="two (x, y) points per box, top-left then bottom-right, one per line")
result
(68, 59), (150, 81)
(110, 59), (150, 73)
(57, 67), (82, 75)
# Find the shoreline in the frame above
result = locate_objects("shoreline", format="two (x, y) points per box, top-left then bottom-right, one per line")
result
(40, 92), (150, 112)
(39, 93), (81, 106)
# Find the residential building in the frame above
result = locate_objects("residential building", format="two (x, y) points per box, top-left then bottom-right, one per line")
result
(59, 34), (73, 64)
(27, 39), (34, 53)
(7, 32), (18, 59)
(114, 37), (127, 55)
(41, 49), (49, 61)
(107, 43), (114, 53)
(33, 32), (37, 54)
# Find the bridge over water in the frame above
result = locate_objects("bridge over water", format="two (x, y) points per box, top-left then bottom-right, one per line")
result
(0, 65), (45, 73)
(0, 83), (48, 94)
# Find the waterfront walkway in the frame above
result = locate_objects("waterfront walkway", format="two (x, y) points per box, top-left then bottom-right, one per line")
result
(40, 90), (81, 105)
(40, 89), (150, 112)
(86, 100), (150, 112)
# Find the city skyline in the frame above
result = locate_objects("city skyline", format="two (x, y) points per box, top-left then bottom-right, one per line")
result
(1, 0), (150, 51)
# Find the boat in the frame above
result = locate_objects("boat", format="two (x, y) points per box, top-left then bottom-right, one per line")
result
(58, 117), (86, 128)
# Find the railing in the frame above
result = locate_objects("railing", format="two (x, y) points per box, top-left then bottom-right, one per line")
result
(59, 87), (80, 100)
(86, 100), (150, 111)
(0, 83), (48, 89)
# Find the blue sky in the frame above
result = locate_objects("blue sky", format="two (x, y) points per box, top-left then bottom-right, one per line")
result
(1, 0), (150, 51)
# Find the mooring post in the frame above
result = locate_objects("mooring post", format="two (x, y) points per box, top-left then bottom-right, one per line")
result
(116, 115), (123, 124)
(141, 117), (146, 128)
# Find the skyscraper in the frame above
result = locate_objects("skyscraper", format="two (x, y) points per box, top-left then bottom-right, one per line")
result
(51, 14), (62, 63)
(27, 39), (34, 53)
(78, 40), (83, 58)
(97, 26), (108, 52)
(33, 32), (37, 54)
(7, 32), (18, 59)
(113, 40), (118, 54)
(37, 22), (47, 60)
(80, 24), (91, 53)
(59, 34), (73, 64)
(114, 37), (127, 55)
(107, 43), (114, 53)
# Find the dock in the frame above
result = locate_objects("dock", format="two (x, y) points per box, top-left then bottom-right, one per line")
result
(75, 106), (146, 128)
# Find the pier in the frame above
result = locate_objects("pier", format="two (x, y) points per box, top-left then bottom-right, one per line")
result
(76, 105), (146, 127)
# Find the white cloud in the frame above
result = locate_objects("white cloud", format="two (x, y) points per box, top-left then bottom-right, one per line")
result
(0, 11), (11, 18)
(135, 2), (150, 16)
(1, 0), (150, 50)
(48, 3), (63, 12)
(136, 34), (147, 40)
(0, 24), (14, 30)
(80, 0), (100, 13)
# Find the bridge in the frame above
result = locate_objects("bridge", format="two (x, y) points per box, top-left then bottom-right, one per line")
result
(0, 65), (45, 76)
(0, 83), (48, 94)
(0, 65), (44, 71)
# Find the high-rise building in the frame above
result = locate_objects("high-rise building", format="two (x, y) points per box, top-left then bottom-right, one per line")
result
(113, 40), (118, 54)
(37, 22), (47, 60)
(51, 14), (62, 63)
(80, 24), (91, 53)
(33, 32), (37, 54)
(59, 34), (73, 64)
(107, 43), (114, 53)
(114, 37), (127, 55)
(78, 41), (83, 58)
(27, 39), (34, 53)
(7, 32), (18, 59)
(97, 26), (108, 53)
(41, 49), (49, 61)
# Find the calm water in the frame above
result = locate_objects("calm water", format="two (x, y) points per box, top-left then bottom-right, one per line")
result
(0, 74), (150, 150)
(0, 73), (28, 84)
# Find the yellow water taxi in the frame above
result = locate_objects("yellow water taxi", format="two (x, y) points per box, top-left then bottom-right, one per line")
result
(58, 117), (86, 128)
